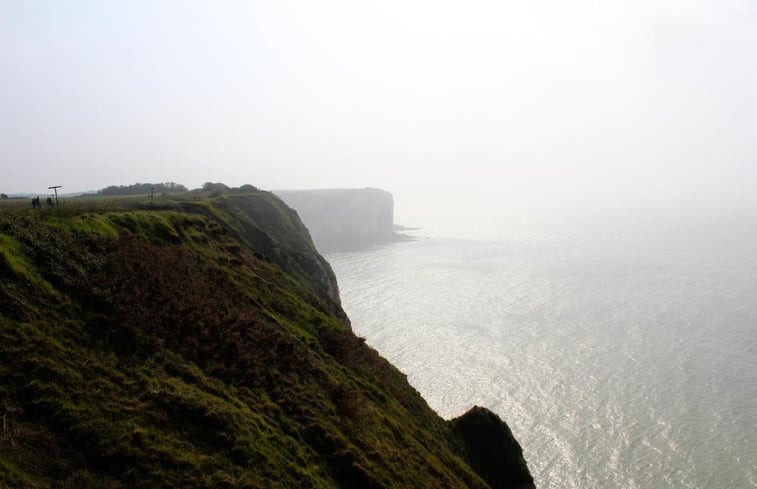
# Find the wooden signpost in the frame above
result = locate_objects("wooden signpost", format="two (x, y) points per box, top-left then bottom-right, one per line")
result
(48, 185), (62, 223)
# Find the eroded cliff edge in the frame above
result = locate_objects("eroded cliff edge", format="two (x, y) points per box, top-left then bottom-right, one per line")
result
(0, 189), (533, 489)
(274, 188), (404, 252)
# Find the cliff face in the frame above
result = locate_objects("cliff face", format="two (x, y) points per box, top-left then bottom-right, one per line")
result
(0, 189), (533, 489)
(178, 194), (348, 325)
(274, 188), (399, 252)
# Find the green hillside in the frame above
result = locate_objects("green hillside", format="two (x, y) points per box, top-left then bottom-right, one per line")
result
(0, 190), (533, 489)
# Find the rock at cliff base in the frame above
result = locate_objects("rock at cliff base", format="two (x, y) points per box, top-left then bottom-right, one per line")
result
(451, 406), (536, 489)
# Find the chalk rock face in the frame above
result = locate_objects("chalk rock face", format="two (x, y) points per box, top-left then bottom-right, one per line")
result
(451, 406), (536, 489)
(275, 188), (398, 252)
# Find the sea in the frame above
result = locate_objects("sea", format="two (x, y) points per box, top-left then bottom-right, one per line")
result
(324, 206), (757, 489)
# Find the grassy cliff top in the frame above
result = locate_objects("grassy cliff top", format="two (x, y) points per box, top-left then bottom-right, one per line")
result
(0, 190), (533, 489)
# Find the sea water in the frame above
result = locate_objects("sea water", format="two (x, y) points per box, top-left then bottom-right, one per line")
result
(325, 207), (757, 489)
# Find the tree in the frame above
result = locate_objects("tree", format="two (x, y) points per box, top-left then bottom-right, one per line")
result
(228, 184), (259, 195)
(202, 182), (230, 193)
(97, 182), (187, 196)
(0, 193), (8, 199)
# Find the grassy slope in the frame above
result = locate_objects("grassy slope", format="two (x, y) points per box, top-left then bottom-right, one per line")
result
(0, 191), (531, 489)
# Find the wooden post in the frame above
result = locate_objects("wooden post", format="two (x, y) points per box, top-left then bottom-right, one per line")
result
(48, 185), (62, 223)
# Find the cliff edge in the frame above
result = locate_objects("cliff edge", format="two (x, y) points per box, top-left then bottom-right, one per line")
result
(0, 189), (533, 488)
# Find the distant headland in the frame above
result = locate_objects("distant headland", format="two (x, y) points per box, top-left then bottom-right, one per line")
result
(274, 188), (411, 252)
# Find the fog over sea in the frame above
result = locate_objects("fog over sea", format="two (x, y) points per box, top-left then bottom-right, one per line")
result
(325, 206), (757, 489)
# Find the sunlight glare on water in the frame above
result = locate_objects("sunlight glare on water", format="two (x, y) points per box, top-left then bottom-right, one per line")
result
(325, 209), (757, 489)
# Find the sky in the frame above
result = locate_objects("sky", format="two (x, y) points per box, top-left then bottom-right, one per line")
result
(2, 0), (757, 220)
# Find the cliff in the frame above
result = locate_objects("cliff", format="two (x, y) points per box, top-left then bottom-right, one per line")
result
(0, 189), (533, 489)
(274, 188), (402, 252)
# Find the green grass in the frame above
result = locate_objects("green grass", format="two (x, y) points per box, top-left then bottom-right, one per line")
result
(0, 190), (532, 489)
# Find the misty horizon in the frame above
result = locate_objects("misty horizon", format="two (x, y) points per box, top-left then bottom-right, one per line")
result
(2, 0), (757, 221)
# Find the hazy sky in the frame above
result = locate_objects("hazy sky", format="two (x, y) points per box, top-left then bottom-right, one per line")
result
(2, 0), (756, 217)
